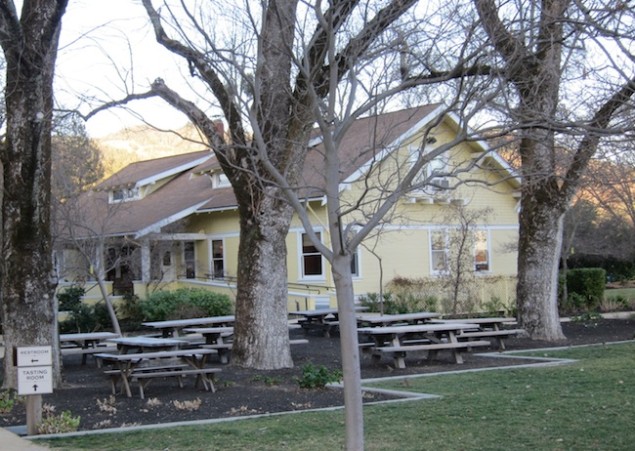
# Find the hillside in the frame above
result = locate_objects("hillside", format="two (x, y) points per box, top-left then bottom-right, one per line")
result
(95, 123), (208, 176)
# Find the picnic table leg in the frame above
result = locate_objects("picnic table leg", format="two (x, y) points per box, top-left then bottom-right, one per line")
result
(181, 355), (216, 393)
(393, 351), (407, 369)
(118, 362), (134, 398)
(448, 331), (464, 364)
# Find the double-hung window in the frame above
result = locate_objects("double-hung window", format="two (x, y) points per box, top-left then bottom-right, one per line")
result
(184, 241), (196, 279)
(474, 230), (490, 272)
(350, 248), (361, 278)
(211, 239), (225, 278)
(301, 232), (323, 278)
(430, 230), (449, 274)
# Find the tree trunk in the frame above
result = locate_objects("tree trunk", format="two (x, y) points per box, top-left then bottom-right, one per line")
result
(96, 278), (122, 336)
(0, 1), (68, 388)
(331, 253), (364, 450)
(516, 189), (566, 341)
(231, 190), (293, 369)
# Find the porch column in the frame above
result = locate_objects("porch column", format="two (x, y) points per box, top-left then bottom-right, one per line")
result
(141, 240), (151, 283)
(95, 241), (105, 280)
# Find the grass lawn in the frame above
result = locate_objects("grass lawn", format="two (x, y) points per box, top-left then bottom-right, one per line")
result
(40, 343), (635, 450)
(604, 287), (635, 302)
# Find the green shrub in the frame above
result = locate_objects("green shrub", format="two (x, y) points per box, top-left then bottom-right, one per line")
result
(566, 268), (606, 311)
(0, 390), (17, 414)
(140, 288), (232, 321)
(117, 294), (144, 331)
(58, 302), (111, 333)
(57, 286), (85, 311)
(37, 406), (81, 434)
(296, 363), (342, 389)
(359, 290), (438, 315)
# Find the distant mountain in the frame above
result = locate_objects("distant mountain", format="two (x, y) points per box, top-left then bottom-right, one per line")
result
(95, 123), (208, 175)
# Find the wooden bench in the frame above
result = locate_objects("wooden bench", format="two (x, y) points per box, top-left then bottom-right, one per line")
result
(104, 364), (188, 394)
(132, 367), (221, 399)
(376, 339), (491, 367)
(458, 328), (525, 350)
(62, 345), (118, 367)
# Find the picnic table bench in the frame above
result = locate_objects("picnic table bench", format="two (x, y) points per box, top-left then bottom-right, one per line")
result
(95, 348), (219, 398)
(433, 317), (524, 350)
(291, 307), (367, 337)
(356, 312), (440, 327)
(358, 323), (490, 368)
(60, 332), (120, 365)
(142, 315), (236, 337)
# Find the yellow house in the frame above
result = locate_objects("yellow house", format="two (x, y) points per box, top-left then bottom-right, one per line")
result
(56, 105), (520, 313)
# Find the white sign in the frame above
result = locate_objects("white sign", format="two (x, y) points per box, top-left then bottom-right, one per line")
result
(17, 366), (53, 395)
(16, 346), (52, 367)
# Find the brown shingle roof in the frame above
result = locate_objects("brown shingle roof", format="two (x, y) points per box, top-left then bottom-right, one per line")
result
(66, 105), (461, 238)
(96, 150), (213, 190)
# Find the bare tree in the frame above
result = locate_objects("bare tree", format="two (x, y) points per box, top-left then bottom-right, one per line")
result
(436, 205), (493, 314)
(474, 0), (635, 340)
(0, 0), (69, 388)
(83, 1), (429, 377)
(82, 3), (502, 446)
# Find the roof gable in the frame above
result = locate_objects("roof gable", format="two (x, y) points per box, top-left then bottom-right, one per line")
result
(96, 150), (213, 191)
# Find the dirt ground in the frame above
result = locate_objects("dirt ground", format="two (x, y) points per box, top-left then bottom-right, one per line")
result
(1, 317), (633, 432)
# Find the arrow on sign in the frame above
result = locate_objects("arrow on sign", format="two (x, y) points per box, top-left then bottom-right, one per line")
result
(32, 384), (39, 392)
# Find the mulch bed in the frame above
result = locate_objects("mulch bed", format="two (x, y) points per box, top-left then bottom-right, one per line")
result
(1, 317), (634, 432)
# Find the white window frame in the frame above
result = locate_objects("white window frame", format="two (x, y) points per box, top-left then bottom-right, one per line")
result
(350, 248), (361, 278)
(429, 229), (449, 275)
(183, 241), (196, 279)
(210, 239), (225, 279)
(473, 229), (491, 273)
(299, 231), (325, 281)
(408, 142), (449, 193)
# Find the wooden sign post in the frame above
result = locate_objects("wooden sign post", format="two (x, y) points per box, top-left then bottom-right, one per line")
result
(15, 346), (53, 435)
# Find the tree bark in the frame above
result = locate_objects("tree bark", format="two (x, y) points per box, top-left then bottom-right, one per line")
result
(516, 185), (566, 340)
(0, 0), (69, 388)
(331, 253), (364, 450)
(231, 190), (294, 369)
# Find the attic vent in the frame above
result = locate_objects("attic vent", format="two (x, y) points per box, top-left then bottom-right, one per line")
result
(432, 178), (450, 189)
(110, 186), (140, 203)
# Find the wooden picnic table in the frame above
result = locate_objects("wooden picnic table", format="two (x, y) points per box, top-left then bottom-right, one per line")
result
(183, 327), (234, 345)
(59, 332), (120, 365)
(142, 315), (236, 337)
(356, 311), (440, 327)
(357, 323), (490, 368)
(290, 309), (340, 337)
(95, 348), (220, 399)
(290, 307), (367, 337)
(107, 336), (187, 354)
(183, 326), (234, 363)
(432, 317), (524, 350)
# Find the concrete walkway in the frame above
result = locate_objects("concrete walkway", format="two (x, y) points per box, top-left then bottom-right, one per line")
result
(0, 428), (49, 450)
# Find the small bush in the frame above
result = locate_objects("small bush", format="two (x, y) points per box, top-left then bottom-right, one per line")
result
(58, 302), (111, 333)
(117, 294), (146, 332)
(37, 405), (80, 434)
(0, 390), (17, 414)
(296, 363), (342, 389)
(359, 291), (437, 314)
(566, 268), (606, 311)
(140, 288), (232, 321)
(57, 286), (85, 311)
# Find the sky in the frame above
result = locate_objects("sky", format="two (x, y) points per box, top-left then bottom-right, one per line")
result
(56, 0), (193, 137)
